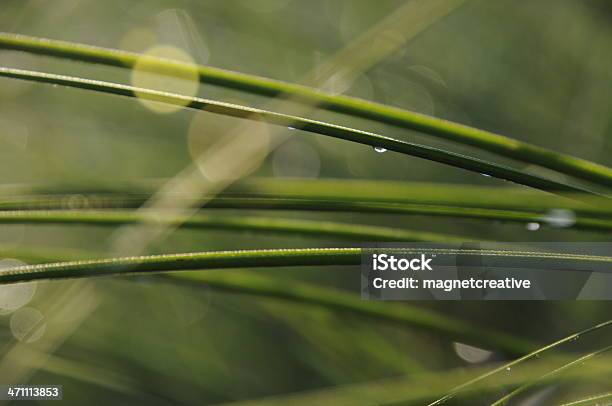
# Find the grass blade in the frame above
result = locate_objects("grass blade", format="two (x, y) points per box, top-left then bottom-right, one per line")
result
(490, 345), (612, 406)
(2, 33), (612, 187)
(427, 320), (612, 405)
(0, 209), (468, 242)
(560, 392), (612, 406)
(1, 247), (611, 285)
(0, 247), (534, 357)
(0, 67), (596, 195)
(1, 193), (611, 232)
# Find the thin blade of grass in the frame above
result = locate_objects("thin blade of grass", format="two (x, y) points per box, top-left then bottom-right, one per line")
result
(0, 247), (534, 357)
(490, 345), (612, 406)
(0, 67), (597, 195)
(1, 246), (611, 285)
(427, 320), (612, 406)
(1, 193), (611, 232)
(0, 209), (468, 242)
(2, 33), (612, 187)
(560, 392), (612, 406)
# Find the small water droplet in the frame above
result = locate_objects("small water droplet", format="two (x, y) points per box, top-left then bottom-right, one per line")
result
(526, 222), (540, 231)
(288, 126), (296, 131)
(505, 367), (511, 372)
(480, 173), (492, 177)
(374, 147), (387, 153)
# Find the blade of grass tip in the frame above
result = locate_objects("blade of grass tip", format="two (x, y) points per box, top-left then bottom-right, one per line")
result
(490, 345), (612, 406)
(427, 320), (612, 406)
(0, 209), (470, 243)
(2, 33), (612, 188)
(0, 246), (534, 356)
(560, 392), (612, 406)
(0, 67), (598, 196)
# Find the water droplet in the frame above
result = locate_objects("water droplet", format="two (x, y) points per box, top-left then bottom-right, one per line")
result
(374, 147), (387, 153)
(288, 126), (296, 131)
(505, 367), (511, 372)
(480, 173), (492, 177)
(541, 209), (575, 228)
(526, 222), (540, 231)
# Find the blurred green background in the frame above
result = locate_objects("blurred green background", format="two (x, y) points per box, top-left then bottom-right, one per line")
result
(0, 0), (611, 404)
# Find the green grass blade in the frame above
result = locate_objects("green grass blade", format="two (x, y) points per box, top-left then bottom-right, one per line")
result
(1, 246), (611, 285)
(428, 320), (612, 406)
(0, 67), (596, 195)
(490, 345), (612, 406)
(560, 392), (612, 406)
(0, 247), (534, 357)
(0, 209), (468, 242)
(1, 193), (611, 232)
(2, 33), (612, 187)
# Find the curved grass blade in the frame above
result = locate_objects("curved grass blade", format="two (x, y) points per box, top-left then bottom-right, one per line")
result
(0, 247), (534, 357)
(2, 33), (612, 188)
(0, 209), (468, 242)
(1, 246), (612, 285)
(490, 345), (612, 406)
(0, 67), (596, 195)
(427, 320), (612, 406)
(560, 392), (612, 406)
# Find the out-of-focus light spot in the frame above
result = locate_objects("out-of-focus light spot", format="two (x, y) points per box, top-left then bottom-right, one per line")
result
(10, 307), (46, 343)
(130, 45), (199, 114)
(526, 222), (540, 231)
(453, 342), (493, 363)
(0, 259), (36, 315)
(320, 69), (353, 95)
(119, 28), (157, 52)
(273, 140), (321, 178)
(195, 121), (272, 182)
(541, 209), (576, 228)
(62, 194), (90, 210)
